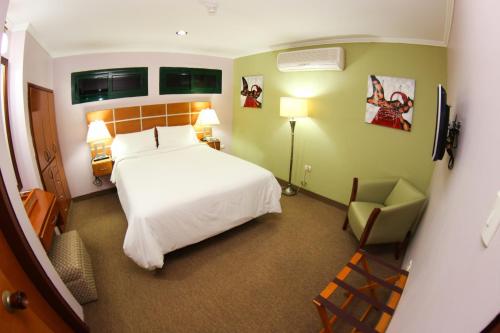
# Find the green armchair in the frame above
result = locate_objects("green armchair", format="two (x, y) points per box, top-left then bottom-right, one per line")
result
(343, 178), (426, 258)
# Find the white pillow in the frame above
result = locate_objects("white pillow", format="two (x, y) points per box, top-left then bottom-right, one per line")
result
(157, 125), (199, 149)
(111, 128), (156, 160)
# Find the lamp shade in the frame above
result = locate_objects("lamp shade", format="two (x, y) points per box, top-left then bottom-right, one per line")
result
(280, 97), (308, 118)
(86, 120), (112, 143)
(195, 108), (220, 126)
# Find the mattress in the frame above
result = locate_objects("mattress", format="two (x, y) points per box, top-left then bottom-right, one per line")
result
(111, 144), (282, 269)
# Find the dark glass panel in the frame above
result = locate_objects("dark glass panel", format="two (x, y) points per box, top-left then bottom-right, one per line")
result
(165, 72), (191, 89)
(192, 73), (216, 89)
(78, 76), (108, 96)
(111, 73), (142, 92)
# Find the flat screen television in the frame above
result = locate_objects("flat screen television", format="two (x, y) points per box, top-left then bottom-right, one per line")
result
(432, 84), (450, 161)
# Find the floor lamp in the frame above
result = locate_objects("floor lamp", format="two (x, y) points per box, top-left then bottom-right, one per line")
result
(280, 97), (309, 196)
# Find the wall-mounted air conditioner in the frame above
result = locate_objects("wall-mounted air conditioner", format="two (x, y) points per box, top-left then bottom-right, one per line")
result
(277, 47), (345, 72)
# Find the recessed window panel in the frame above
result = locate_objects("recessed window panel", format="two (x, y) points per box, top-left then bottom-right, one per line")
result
(71, 67), (148, 104)
(78, 76), (108, 96)
(111, 73), (142, 92)
(165, 72), (191, 90)
(159, 67), (221, 94)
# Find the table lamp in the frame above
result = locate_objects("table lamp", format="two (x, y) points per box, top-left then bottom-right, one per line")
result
(280, 97), (308, 196)
(195, 108), (220, 141)
(86, 120), (112, 161)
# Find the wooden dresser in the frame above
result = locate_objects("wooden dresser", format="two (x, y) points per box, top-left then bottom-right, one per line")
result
(22, 189), (59, 252)
(28, 83), (71, 229)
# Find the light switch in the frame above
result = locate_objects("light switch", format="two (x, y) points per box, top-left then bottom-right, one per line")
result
(481, 191), (500, 247)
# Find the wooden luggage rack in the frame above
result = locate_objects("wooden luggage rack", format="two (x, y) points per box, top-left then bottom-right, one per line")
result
(313, 250), (408, 333)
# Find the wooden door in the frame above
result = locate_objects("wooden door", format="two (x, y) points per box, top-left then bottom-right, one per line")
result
(41, 164), (56, 200)
(46, 92), (71, 223)
(28, 87), (52, 171)
(0, 229), (71, 332)
(45, 92), (58, 160)
(41, 161), (67, 230)
(28, 84), (71, 226)
(50, 161), (69, 227)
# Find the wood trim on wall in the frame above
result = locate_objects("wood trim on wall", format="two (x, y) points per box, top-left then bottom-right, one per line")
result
(1, 57), (22, 190)
(0, 171), (89, 332)
(85, 101), (211, 139)
(26, 82), (54, 93)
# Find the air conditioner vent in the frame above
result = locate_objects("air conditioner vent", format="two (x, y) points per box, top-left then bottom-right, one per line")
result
(277, 47), (345, 72)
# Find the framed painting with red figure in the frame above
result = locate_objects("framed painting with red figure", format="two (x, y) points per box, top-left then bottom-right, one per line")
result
(240, 75), (263, 108)
(365, 75), (415, 132)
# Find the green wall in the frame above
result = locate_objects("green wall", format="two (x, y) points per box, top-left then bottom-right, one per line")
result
(232, 43), (447, 205)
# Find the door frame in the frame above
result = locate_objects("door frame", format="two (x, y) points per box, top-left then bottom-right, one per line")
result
(1, 57), (22, 190)
(0, 170), (89, 332)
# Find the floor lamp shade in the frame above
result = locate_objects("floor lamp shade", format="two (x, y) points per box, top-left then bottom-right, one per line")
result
(280, 97), (308, 196)
(280, 97), (308, 119)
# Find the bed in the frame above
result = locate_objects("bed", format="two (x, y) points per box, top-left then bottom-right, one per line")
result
(110, 143), (281, 269)
(86, 102), (282, 270)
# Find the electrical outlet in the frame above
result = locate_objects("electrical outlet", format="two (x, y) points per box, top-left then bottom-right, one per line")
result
(304, 164), (312, 172)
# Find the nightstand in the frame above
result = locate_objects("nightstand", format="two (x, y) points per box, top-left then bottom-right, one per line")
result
(92, 157), (113, 186)
(205, 139), (221, 150)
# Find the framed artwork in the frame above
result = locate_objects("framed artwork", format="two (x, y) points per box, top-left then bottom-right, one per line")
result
(240, 75), (263, 108)
(365, 75), (415, 132)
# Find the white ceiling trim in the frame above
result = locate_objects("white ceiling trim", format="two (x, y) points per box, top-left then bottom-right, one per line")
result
(9, 28), (450, 60)
(271, 37), (447, 53)
(443, 0), (455, 46)
(47, 38), (447, 60)
(48, 47), (236, 60)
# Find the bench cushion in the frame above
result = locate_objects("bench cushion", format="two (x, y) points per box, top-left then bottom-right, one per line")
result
(49, 230), (97, 304)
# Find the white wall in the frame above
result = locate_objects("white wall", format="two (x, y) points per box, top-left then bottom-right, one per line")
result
(53, 52), (233, 197)
(388, 1), (500, 332)
(0, 1), (84, 320)
(7, 28), (54, 191)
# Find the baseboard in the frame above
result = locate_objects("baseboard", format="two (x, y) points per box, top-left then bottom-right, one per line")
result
(72, 187), (117, 202)
(276, 178), (347, 211)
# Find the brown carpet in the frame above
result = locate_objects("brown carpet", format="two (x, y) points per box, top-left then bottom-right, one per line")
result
(67, 191), (398, 333)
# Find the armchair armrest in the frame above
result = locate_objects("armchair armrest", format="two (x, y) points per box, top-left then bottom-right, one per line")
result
(363, 200), (426, 245)
(355, 178), (398, 204)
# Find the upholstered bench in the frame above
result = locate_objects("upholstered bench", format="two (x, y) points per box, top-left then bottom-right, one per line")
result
(49, 230), (98, 304)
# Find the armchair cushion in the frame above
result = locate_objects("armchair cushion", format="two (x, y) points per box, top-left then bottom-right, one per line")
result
(368, 202), (425, 244)
(348, 202), (384, 240)
(384, 179), (426, 206)
(356, 179), (398, 204)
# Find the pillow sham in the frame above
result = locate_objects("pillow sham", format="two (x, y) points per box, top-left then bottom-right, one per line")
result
(157, 125), (199, 149)
(111, 128), (157, 160)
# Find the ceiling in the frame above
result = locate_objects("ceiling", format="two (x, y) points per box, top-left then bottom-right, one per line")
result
(6, 0), (454, 59)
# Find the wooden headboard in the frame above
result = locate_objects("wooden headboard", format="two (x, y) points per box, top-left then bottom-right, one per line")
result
(85, 101), (211, 157)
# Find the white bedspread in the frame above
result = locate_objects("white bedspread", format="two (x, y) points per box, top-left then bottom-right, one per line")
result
(111, 144), (282, 270)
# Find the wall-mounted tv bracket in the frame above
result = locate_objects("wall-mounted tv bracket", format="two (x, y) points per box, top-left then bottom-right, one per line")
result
(446, 117), (461, 170)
